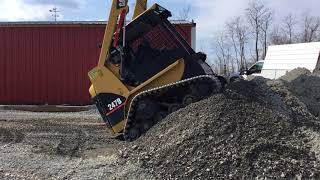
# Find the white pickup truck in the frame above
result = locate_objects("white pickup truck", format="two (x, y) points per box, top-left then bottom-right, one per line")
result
(230, 60), (264, 82)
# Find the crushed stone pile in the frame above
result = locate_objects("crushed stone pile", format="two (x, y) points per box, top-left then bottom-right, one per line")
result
(119, 70), (320, 179)
(279, 68), (320, 117)
(314, 60), (320, 75)
(279, 68), (312, 82)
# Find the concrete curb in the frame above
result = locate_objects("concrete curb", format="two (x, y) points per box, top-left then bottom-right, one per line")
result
(0, 105), (96, 112)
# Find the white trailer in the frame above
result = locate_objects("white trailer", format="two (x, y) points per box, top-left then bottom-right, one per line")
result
(261, 42), (320, 79)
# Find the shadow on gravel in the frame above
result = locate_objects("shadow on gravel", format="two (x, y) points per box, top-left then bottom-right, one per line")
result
(28, 121), (113, 158)
(0, 128), (25, 144)
(32, 128), (89, 157)
(0, 118), (117, 158)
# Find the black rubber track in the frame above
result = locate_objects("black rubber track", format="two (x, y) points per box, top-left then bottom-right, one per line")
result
(123, 75), (222, 141)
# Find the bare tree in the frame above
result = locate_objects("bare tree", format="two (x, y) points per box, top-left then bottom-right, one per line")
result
(246, 0), (272, 62)
(178, 5), (191, 21)
(260, 11), (273, 59)
(270, 14), (297, 45)
(282, 14), (297, 44)
(226, 17), (248, 71)
(301, 12), (320, 42)
(213, 32), (233, 75)
(270, 26), (286, 45)
(209, 0), (320, 73)
(226, 19), (239, 70)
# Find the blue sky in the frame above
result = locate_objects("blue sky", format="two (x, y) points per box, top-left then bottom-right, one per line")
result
(1, 0), (320, 61)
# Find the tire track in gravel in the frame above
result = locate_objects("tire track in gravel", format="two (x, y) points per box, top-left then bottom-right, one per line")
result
(0, 117), (119, 158)
(25, 120), (114, 157)
(0, 128), (25, 146)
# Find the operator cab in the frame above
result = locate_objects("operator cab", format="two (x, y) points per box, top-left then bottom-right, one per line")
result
(109, 4), (210, 86)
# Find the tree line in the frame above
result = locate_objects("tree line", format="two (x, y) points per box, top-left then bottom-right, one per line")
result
(210, 0), (320, 75)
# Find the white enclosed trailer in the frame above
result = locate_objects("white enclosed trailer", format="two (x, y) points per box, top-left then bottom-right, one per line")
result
(261, 42), (320, 79)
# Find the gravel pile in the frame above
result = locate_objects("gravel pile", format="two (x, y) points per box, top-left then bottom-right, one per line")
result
(279, 68), (312, 82)
(279, 68), (320, 117)
(120, 72), (320, 179)
(314, 60), (320, 75)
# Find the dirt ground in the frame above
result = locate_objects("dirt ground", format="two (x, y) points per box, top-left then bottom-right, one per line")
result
(0, 109), (151, 180)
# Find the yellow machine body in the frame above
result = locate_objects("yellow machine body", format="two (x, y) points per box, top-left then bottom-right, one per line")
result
(88, 0), (219, 141)
(89, 0), (185, 134)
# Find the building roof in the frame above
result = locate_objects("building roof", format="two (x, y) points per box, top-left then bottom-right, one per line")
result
(0, 20), (196, 27)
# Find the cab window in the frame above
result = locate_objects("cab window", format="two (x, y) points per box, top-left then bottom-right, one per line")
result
(248, 62), (263, 75)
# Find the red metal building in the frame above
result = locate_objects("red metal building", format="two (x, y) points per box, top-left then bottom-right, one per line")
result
(0, 21), (196, 105)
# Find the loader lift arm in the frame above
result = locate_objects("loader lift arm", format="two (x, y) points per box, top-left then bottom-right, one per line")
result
(96, 0), (147, 74)
(133, 0), (147, 19)
(97, 0), (128, 68)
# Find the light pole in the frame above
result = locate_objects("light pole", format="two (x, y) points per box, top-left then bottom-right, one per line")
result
(49, 7), (60, 21)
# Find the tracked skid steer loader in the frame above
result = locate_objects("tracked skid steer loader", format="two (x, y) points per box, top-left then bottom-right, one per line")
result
(88, 0), (226, 141)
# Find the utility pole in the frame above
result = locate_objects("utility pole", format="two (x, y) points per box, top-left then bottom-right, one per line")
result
(49, 7), (59, 21)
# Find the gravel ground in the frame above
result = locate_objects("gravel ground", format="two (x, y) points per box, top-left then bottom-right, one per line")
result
(1, 68), (320, 180)
(0, 109), (151, 180)
(0, 109), (100, 121)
